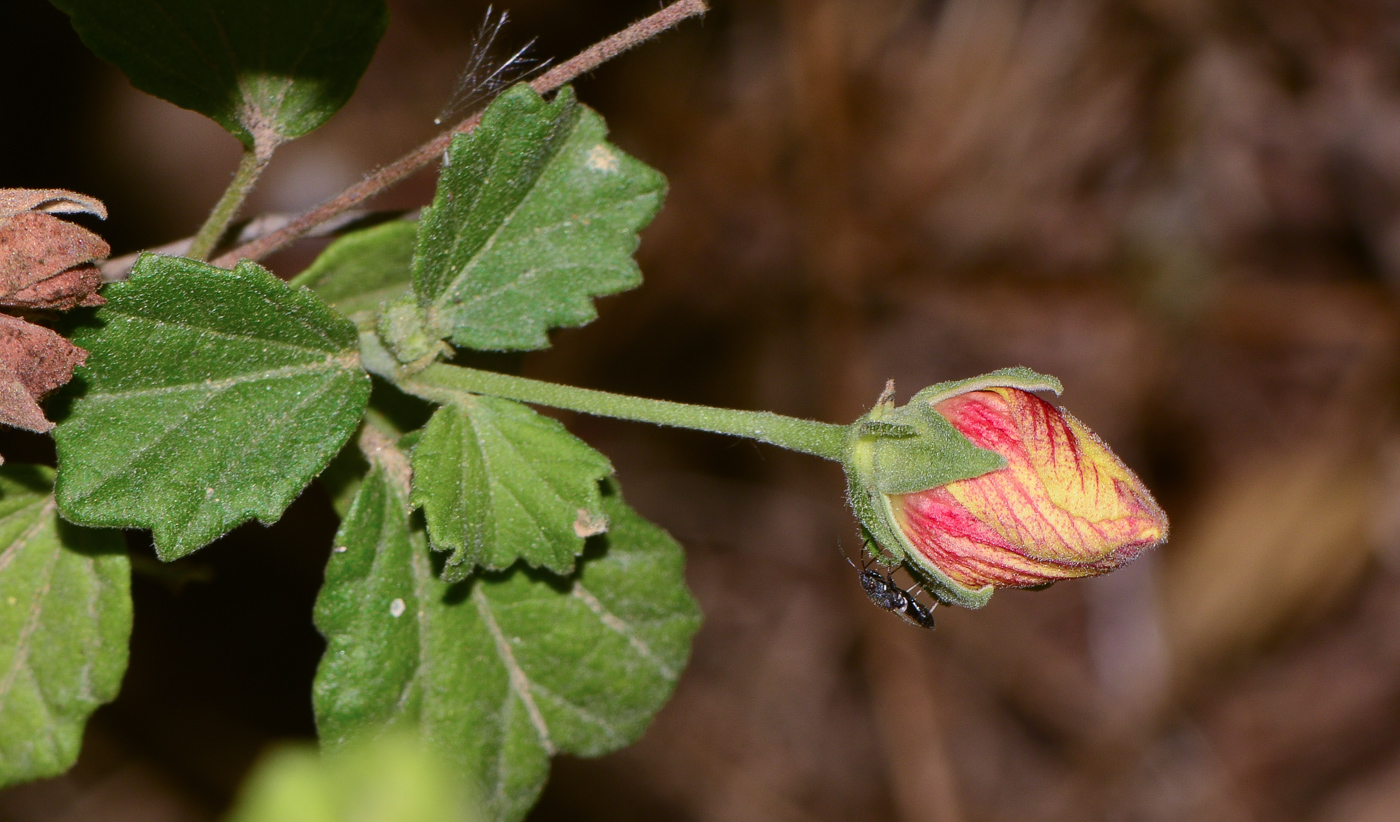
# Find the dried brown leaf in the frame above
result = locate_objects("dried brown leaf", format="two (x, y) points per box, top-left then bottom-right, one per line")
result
(3, 264), (107, 311)
(0, 188), (107, 220)
(0, 313), (87, 433)
(0, 212), (110, 309)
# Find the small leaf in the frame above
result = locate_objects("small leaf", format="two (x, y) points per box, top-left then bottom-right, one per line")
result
(0, 465), (130, 788)
(49, 0), (388, 150)
(314, 471), (699, 822)
(54, 255), (370, 560)
(413, 84), (666, 351)
(410, 398), (612, 577)
(289, 221), (417, 319)
(227, 733), (483, 822)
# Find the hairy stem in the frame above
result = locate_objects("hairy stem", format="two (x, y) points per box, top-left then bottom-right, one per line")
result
(212, 0), (708, 269)
(400, 363), (849, 462)
(187, 146), (272, 262)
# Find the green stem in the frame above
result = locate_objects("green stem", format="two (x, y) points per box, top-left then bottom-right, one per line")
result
(186, 146), (272, 262)
(402, 362), (850, 461)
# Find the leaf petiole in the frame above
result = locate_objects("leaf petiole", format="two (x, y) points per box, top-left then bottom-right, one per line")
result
(399, 362), (849, 462)
(186, 145), (274, 262)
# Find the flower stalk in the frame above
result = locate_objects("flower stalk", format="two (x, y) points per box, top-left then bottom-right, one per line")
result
(395, 359), (1168, 610)
(400, 362), (849, 461)
(186, 146), (272, 262)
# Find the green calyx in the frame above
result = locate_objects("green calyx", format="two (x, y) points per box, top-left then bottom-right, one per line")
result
(377, 294), (447, 368)
(841, 367), (1063, 608)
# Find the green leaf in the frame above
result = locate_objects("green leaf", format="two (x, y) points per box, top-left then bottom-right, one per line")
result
(290, 221), (418, 320)
(410, 398), (611, 577)
(412, 84), (667, 351)
(314, 470), (700, 822)
(49, 0), (388, 150)
(54, 256), (371, 560)
(227, 732), (483, 822)
(0, 465), (130, 788)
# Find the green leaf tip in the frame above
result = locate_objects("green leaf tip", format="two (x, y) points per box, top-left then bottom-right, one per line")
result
(0, 465), (130, 788)
(315, 470), (700, 822)
(410, 397), (613, 577)
(50, 0), (388, 149)
(412, 83), (668, 351)
(54, 255), (371, 560)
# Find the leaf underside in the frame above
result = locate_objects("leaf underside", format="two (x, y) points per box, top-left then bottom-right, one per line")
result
(410, 398), (612, 577)
(412, 83), (667, 351)
(290, 220), (418, 319)
(54, 256), (370, 560)
(49, 0), (388, 148)
(0, 465), (130, 788)
(314, 471), (700, 822)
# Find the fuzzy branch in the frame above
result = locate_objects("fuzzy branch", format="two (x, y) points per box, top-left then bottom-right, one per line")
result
(212, 0), (708, 269)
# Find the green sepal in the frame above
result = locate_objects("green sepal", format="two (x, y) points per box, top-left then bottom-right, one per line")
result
(855, 419), (917, 439)
(910, 366), (1062, 406)
(868, 401), (1004, 495)
(379, 294), (444, 365)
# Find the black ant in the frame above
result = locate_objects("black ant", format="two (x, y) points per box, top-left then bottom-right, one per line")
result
(843, 547), (936, 630)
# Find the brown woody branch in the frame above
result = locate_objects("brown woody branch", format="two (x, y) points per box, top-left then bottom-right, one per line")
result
(212, 0), (708, 269)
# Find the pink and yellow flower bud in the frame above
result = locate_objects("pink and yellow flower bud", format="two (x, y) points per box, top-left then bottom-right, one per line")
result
(844, 368), (1167, 608)
(894, 387), (1167, 593)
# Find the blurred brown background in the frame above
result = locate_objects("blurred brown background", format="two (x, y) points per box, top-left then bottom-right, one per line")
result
(7, 0), (1400, 819)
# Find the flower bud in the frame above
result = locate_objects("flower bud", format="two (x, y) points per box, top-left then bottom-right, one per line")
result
(846, 368), (1167, 608)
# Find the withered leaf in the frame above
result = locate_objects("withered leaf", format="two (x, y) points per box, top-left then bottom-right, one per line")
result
(0, 313), (88, 433)
(0, 189), (107, 220)
(3, 264), (106, 311)
(0, 212), (109, 309)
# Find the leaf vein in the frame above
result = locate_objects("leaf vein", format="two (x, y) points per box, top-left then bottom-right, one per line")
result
(435, 117), (575, 309)
(98, 312), (343, 359)
(0, 498), (57, 575)
(0, 502), (59, 716)
(84, 360), (346, 402)
(471, 586), (555, 755)
(571, 583), (675, 680)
